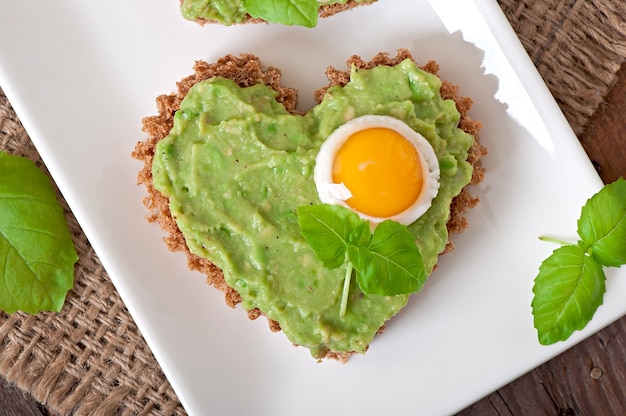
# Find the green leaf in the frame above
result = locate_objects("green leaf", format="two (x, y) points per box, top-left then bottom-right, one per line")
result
(0, 151), (78, 314)
(349, 220), (426, 296)
(242, 0), (319, 27)
(347, 217), (371, 247)
(297, 204), (366, 269)
(577, 177), (626, 267)
(531, 244), (605, 345)
(298, 204), (426, 301)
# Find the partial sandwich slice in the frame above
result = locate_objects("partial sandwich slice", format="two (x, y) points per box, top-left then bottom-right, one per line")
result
(179, 0), (377, 27)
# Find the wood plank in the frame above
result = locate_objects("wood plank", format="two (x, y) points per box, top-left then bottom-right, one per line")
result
(579, 63), (626, 184)
(0, 376), (46, 416)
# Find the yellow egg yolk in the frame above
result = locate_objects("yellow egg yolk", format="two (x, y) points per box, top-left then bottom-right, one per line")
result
(332, 127), (424, 218)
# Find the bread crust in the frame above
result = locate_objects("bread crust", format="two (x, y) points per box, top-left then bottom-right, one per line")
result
(132, 50), (487, 361)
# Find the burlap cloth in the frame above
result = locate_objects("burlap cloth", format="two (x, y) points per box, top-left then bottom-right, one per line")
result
(1, 1), (625, 415)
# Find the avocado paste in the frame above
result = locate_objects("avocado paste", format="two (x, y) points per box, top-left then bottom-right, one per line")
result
(152, 59), (474, 358)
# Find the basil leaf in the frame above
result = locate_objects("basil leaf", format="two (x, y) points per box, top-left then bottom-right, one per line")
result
(577, 177), (626, 267)
(0, 152), (78, 314)
(349, 220), (426, 296)
(531, 244), (605, 345)
(348, 218), (371, 247)
(297, 204), (365, 269)
(298, 205), (426, 301)
(242, 0), (319, 27)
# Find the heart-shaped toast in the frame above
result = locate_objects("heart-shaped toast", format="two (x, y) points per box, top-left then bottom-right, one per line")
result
(133, 50), (486, 361)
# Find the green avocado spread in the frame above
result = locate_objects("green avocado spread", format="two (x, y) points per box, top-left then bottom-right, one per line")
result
(152, 59), (474, 358)
(180, 0), (366, 25)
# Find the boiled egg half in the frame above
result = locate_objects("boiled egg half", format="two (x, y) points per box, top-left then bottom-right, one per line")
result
(314, 115), (440, 225)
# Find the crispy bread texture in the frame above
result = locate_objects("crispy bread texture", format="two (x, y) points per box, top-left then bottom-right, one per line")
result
(180, 0), (376, 25)
(132, 50), (487, 362)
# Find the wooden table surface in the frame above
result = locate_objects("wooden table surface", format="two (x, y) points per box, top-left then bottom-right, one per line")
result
(1, 66), (625, 416)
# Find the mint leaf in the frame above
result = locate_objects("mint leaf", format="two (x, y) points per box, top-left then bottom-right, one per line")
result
(532, 244), (605, 345)
(349, 220), (426, 295)
(242, 0), (319, 27)
(577, 177), (626, 267)
(0, 151), (78, 314)
(297, 204), (365, 269)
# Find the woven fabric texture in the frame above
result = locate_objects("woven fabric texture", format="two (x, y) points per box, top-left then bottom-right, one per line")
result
(1, 2), (626, 415)
(498, 0), (626, 135)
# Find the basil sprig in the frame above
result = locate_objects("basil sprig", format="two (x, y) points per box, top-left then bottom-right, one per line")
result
(532, 177), (626, 345)
(297, 204), (426, 317)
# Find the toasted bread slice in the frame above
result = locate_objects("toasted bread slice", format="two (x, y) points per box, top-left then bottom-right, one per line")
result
(132, 50), (487, 361)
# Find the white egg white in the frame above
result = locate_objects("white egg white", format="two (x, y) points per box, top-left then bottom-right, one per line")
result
(314, 115), (440, 225)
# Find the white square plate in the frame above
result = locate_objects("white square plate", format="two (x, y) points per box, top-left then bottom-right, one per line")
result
(1, 1), (623, 414)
